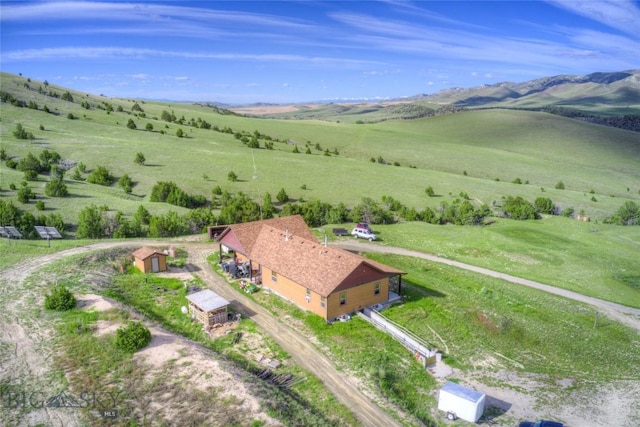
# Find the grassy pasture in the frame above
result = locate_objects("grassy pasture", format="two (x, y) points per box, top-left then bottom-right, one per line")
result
(361, 217), (640, 309)
(2, 72), (639, 229)
(368, 253), (640, 382)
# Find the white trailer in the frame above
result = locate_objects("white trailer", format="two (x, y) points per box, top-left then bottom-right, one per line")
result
(437, 381), (485, 423)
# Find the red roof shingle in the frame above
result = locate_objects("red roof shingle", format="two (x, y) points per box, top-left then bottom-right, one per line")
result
(217, 215), (316, 255)
(132, 246), (164, 260)
(217, 215), (404, 297)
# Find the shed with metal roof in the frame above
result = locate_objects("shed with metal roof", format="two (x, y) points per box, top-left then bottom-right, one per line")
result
(186, 289), (230, 326)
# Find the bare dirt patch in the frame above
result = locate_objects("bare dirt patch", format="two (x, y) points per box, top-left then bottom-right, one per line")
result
(76, 293), (117, 312)
(78, 294), (282, 426)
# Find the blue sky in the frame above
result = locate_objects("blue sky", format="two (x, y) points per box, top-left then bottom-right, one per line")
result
(1, 1), (639, 103)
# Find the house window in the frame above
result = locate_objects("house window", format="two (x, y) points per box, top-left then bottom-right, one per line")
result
(320, 296), (326, 308)
(374, 282), (380, 295)
(306, 288), (311, 303)
(339, 292), (347, 306)
(271, 271), (277, 283)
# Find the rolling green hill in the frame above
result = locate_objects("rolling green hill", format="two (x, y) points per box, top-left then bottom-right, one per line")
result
(248, 70), (640, 123)
(1, 71), (639, 231)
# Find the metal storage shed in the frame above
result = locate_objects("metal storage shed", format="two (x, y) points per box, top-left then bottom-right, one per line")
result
(437, 381), (485, 422)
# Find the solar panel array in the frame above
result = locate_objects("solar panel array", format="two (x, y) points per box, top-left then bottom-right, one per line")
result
(0, 226), (22, 238)
(34, 226), (63, 239)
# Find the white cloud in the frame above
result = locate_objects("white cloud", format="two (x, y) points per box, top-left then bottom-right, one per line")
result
(546, 0), (640, 36)
(1, 46), (381, 69)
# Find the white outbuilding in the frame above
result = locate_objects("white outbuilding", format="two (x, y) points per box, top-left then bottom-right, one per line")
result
(437, 381), (485, 422)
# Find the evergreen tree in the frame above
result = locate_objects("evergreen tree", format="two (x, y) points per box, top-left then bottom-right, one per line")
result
(76, 204), (105, 238)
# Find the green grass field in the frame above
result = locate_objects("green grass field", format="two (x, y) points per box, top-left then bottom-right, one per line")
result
(2, 72), (639, 229)
(2, 71), (639, 305)
(357, 217), (640, 309)
(2, 71), (639, 426)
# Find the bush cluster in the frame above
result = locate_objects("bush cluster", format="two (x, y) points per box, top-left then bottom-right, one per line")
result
(115, 321), (152, 353)
(44, 284), (76, 311)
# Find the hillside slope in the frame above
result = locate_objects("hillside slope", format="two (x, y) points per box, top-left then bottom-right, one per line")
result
(1, 72), (639, 228)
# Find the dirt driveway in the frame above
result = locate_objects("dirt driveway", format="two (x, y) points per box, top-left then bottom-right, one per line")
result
(2, 239), (639, 427)
(0, 240), (401, 427)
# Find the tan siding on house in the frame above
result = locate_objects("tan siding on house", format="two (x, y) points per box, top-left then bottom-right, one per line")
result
(327, 278), (389, 320)
(235, 253), (250, 263)
(263, 266), (327, 318)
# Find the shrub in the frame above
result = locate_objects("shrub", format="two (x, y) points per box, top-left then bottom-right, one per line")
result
(45, 178), (69, 197)
(615, 201), (639, 225)
(227, 171), (238, 182)
(534, 197), (554, 214)
(61, 91), (74, 102)
(13, 123), (34, 140)
(502, 196), (538, 220)
(87, 166), (115, 186)
(23, 169), (38, 181)
(555, 180), (565, 190)
(118, 174), (133, 193)
(115, 321), (151, 353)
(276, 188), (289, 203)
(44, 284), (76, 311)
(17, 184), (36, 203)
(425, 186), (435, 197)
(35, 200), (45, 210)
(134, 152), (146, 165)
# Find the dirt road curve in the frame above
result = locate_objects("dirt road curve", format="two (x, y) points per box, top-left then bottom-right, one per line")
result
(3, 238), (639, 427)
(333, 241), (640, 333)
(1, 240), (400, 427)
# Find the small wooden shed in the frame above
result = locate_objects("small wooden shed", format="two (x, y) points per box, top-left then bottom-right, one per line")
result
(186, 289), (230, 326)
(132, 247), (167, 273)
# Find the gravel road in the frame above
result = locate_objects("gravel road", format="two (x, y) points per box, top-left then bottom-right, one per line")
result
(332, 240), (640, 333)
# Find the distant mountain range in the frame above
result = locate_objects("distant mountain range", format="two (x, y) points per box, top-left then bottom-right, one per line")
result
(233, 70), (639, 130)
(410, 70), (640, 110)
